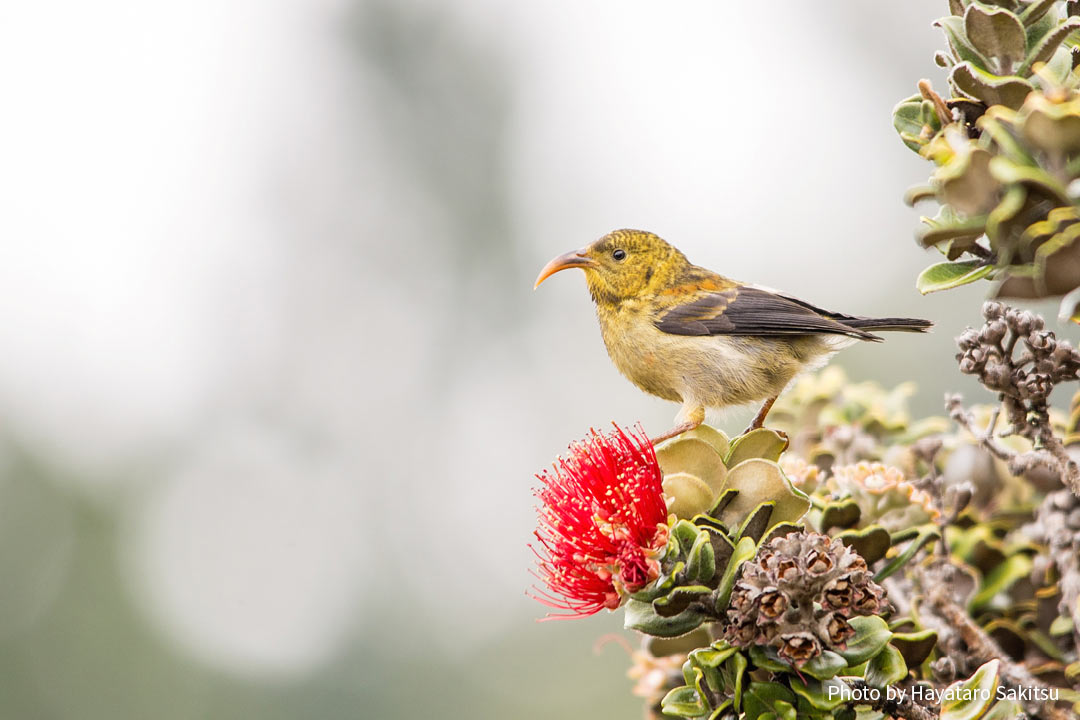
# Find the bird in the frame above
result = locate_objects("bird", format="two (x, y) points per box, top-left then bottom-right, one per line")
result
(534, 229), (932, 444)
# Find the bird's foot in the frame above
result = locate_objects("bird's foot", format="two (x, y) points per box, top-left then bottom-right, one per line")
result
(741, 395), (780, 436)
(650, 420), (702, 446)
(651, 405), (706, 445)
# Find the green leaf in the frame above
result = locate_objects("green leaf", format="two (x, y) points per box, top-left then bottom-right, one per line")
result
(936, 16), (992, 68)
(715, 536), (757, 612)
(1018, 0), (1056, 27)
(681, 424), (731, 457)
(1035, 44), (1073, 86)
(969, 553), (1032, 611)
(964, 3), (1026, 68)
(788, 676), (850, 711)
(706, 700), (733, 720)
(893, 96), (934, 152)
(671, 519), (701, 553)
(875, 525), (940, 581)
(1023, 0), (1056, 48)
(981, 699), (1024, 720)
(736, 502), (775, 544)
(1019, 16), (1080, 74)
(916, 260), (994, 294)
(917, 208), (987, 249)
(700, 525), (736, 574)
(762, 521), (802, 545)
(820, 500), (861, 533)
(653, 585), (712, 618)
(664, 473), (717, 520)
(707, 488), (740, 519)
(988, 156), (1070, 202)
(1050, 614), (1075, 636)
(725, 428), (789, 467)
(748, 645), (790, 673)
(865, 645), (908, 688)
(1026, 626), (1067, 662)
(940, 659), (1000, 720)
(837, 616), (893, 666)
(904, 184), (938, 206)
(891, 629), (939, 666)
(658, 437), (728, 494)
(771, 700), (797, 720)
(687, 530), (717, 583)
(624, 598), (706, 638)
(719, 460), (810, 532)
(693, 645), (738, 669)
(1057, 285), (1080, 324)
(802, 650), (848, 680)
(686, 664), (708, 702)
(985, 185), (1027, 251)
(742, 682), (796, 720)
(661, 686), (707, 718)
(835, 525), (892, 565)
(950, 61), (1033, 108)
(730, 652), (748, 713)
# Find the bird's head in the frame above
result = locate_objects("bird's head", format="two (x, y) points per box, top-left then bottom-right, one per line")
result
(534, 229), (688, 304)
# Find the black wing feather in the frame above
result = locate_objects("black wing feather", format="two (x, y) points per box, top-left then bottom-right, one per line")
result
(653, 286), (881, 341)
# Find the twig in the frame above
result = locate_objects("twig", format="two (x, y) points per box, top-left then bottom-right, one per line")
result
(946, 394), (1080, 496)
(845, 679), (937, 720)
(1028, 490), (1080, 663)
(1036, 431), (1080, 496)
(918, 565), (1073, 720)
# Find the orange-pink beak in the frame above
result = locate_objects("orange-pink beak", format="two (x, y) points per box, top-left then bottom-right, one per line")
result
(534, 249), (598, 289)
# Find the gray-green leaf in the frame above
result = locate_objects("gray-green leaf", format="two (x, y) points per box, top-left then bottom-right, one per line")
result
(916, 260), (994, 294)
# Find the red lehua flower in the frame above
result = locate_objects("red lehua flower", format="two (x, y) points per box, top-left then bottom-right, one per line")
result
(529, 424), (670, 619)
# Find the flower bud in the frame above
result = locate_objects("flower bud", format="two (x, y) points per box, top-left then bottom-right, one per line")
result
(983, 301), (1005, 320)
(957, 329), (980, 350)
(981, 319), (1007, 344)
(1026, 330), (1056, 353)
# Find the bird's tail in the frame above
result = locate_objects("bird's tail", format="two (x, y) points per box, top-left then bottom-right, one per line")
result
(840, 316), (933, 333)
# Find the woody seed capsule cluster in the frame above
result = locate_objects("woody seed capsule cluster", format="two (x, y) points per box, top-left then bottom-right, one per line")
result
(724, 532), (886, 666)
(957, 301), (1080, 434)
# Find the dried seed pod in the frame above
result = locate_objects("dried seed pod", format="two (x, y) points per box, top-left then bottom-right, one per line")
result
(778, 633), (821, 665)
(723, 531), (888, 665)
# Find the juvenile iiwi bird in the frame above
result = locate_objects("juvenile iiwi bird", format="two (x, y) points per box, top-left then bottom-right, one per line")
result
(534, 229), (932, 444)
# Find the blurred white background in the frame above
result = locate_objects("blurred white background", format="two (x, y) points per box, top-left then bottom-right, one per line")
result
(0, 1), (1064, 718)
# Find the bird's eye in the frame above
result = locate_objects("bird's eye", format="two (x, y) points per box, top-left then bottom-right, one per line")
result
(612, 249), (627, 261)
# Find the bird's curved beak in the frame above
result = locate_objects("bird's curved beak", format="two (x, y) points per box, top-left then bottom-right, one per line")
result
(534, 249), (598, 289)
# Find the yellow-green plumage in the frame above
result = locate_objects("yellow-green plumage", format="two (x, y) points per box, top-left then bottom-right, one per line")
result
(535, 229), (931, 441)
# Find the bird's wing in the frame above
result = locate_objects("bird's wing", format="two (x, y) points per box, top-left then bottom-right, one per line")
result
(653, 285), (881, 341)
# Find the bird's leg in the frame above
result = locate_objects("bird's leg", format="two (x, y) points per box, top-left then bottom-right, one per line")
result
(743, 395), (779, 435)
(651, 404), (705, 445)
